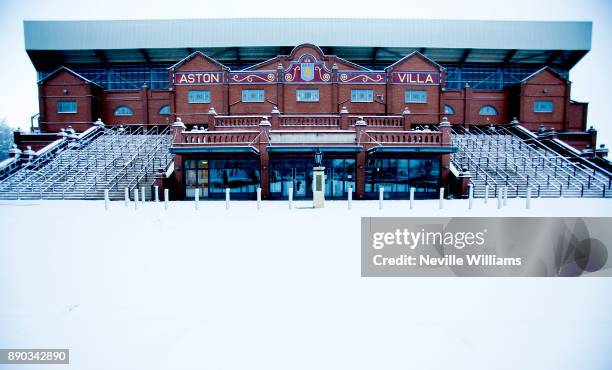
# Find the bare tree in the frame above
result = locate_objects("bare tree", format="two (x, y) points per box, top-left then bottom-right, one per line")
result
(0, 119), (15, 160)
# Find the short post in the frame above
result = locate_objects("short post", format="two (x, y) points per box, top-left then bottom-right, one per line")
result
(124, 187), (129, 207)
(225, 188), (230, 210)
(379, 187), (384, 210)
(503, 186), (508, 206)
(141, 186), (145, 204)
(526, 188), (531, 209)
(288, 188), (293, 210)
(348, 187), (353, 210)
(154, 186), (159, 202)
(257, 187), (262, 210)
(484, 185), (489, 204)
(439, 187), (444, 209)
(468, 184), (473, 210)
(134, 189), (139, 210)
(104, 189), (109, 211)
(194, 188), (199, 210)
(164, 189), (169, 210)
(497, 188), (502, 209)
(410, 187), (415, 210)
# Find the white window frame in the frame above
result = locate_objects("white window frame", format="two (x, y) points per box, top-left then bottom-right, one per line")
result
(405, 90), (427, 104)
(57, 100), (77, 114)
(351, 89), (374, 103)
(242, 89), (265, 103)
(534, 100), (553, 113)
(158, 105), (171, 115)
(296, 89), (320, 102)
(188, 90), (211, 104)
(113, 106), (134, 116)
(478, 105), (498, 116)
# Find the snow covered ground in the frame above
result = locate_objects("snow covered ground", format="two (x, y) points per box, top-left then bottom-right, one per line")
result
(1, 198), (611, 370)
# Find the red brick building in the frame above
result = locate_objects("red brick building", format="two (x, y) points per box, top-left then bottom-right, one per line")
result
(21, 18), (599, 199)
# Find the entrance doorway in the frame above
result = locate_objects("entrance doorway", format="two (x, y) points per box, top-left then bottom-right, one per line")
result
(269, 157), (355, 199)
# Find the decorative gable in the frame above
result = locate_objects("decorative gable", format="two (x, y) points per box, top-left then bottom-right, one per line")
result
(170, 51), (228, 85)
(38, 66), (100, 87)
(386, 51), (444, 85)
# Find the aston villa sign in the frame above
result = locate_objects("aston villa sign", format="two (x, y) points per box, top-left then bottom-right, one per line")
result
(391, 72), (440, 85)
(174, 71), (224, 85)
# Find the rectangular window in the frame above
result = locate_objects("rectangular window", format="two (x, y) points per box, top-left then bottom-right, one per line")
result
(56, 101), (77, 113)
(351, 89), (374, 102)
(296, 89), (319, 102)
(188, 90), (211, 103)
(534, 100), (553, 113)
(405, 90), (427, 103)
(242, 89), (265, 103)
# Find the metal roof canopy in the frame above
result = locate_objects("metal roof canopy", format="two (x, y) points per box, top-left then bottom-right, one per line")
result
(24, 18), (592, 71)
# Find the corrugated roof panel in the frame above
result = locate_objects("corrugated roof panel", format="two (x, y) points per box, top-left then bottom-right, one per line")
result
(24, 18), (592, 51)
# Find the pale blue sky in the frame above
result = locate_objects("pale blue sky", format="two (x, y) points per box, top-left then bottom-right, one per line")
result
(1, 0), (610, 147)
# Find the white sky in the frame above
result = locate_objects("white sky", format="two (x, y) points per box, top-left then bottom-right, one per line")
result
(0, 0), (610, 147)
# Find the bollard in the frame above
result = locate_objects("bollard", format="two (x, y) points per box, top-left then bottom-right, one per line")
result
(288, 188), (293, 210)
(348, 187), (353, 210)
(497, 188), (502, 209)
(410, 187), (415, 210)
(141, 186), (145, 204)
(134, 189), (139, 210)
(194, 188), (199, 210)
(439, 187), (444, 209)
(164, 189), (169, 210)
(503, 186), (508, 206)
(484, 185), (489, 204)
(104, 189), (109, 211)
(468, 184), (473, 210)
(379, 187), (384, 210)
(257, 188), (262, 210)
(225, 188), (230, 210)
(526, 188), (531, 209)
(124, 188), (129, 207)
(154, 186), (159, 202)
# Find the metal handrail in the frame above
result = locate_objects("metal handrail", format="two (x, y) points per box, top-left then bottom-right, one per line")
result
(498, 125), (610, 189)
(38, 127), (134, 194)
(469, 128), (562, 193)
(494, 126), (607, 192)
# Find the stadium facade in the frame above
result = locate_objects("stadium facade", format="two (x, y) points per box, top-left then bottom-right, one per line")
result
(4, 18), (610, 200)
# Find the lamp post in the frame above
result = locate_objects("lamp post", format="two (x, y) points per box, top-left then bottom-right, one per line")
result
(314, 147), (323, 167)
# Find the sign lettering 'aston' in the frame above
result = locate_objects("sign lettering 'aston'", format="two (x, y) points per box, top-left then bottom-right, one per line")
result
(175, 72), (223, 85)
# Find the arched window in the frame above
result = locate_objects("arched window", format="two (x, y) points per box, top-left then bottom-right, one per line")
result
(159, 105), (171, 115)
(114, 106), (134, 116)
(444, 104), (455, 115)
(478, 105), (498, 116)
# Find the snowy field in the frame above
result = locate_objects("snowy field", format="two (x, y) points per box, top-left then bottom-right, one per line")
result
(1, 198), (611, 370)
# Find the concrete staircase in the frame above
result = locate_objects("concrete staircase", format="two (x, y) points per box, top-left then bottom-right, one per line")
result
(0, 126), (173, 200)
(452, 125), (612, 198)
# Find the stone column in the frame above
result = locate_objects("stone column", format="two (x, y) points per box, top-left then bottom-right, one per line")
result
(206, 107), (218, 131)
(313, 166), (326, 208)
(439, 117), (452, 192)
(402, 107), (412, 130)
(355, 117), (368, 199)
(171, 118), (186, 199)
(457, 167), (472, 198)
(258, 117), (272, 199)
(270, 107), (280, 130)
(340, 106), (349, 130)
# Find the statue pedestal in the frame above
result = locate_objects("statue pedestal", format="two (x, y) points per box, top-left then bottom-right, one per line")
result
(313, 166), (325, 208)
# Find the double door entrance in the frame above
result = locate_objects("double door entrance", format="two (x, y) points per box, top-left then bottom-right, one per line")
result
(269, 157), (356, 199)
